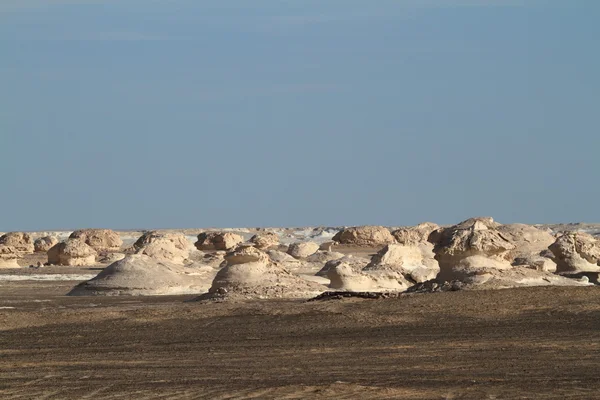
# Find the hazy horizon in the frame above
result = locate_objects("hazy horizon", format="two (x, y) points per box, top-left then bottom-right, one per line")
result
(1, 1), (599, 231)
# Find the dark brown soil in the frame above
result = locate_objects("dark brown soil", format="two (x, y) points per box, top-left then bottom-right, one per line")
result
(1, 282), (599, 399)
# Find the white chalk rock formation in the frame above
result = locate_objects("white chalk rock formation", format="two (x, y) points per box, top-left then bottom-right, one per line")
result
(135, 237), (191, 265)
(34, 236), (59, 253)
(316, 255), (371, 277)
(69, 229), (123, 251)
(365, 243), (440, 283)
(68, 254), (212, 296)
(195, 232), (243, 251)
(512, 255), (558, 273)
(549, 232), (600, 273)
(327, 262), (411, 292)
(249, 232), (280, 249)
(440, 264), (590, 290)
(134, 231), (187, 250)
(332, 226), (396, 247)
(47, 239), (97, 266)
(287, 242), (320, 259)
(497, 223), (555, 261)
(432, 217), (515, 280)
(0, 245), (21, 268)
(392, 222), (439, 245)
(199, 247), (325, 300)
(0, 232), (34, 254)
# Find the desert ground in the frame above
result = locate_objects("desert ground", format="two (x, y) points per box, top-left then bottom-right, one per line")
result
(1, 222), (600, 399)
(1, 281), (600, 399)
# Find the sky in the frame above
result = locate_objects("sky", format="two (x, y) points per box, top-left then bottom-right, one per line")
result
(1, 0), (599, 231)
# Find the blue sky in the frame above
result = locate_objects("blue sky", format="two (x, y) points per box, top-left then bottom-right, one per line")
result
(1, 1), (598, 230)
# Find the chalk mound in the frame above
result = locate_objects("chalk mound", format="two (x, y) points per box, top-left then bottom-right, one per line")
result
(198, 247), (325, 300)
(316, 255), (371, 277)
(34, 236), (59, 253)
(69, 229), (123, 251)
(549, 232), (600, 273)
(195, 232), (243, 251)
(0, 245), (21, 268)
(365, 243), (440, 283)
(135, 237), (191, 265)
(249, 232), (279, 249)
(391, 222), (439, 245)
(47, 239), (97, 266)
(68, 254), (212, 296)
(287, 242), (319, 259)
(133, 231), (190, 252)
(432, 217), (515, 280)
(0, 232), (34, 254)
(497, 223), (555, 261)
(327, 262), (411, 292)
(332, 226), (395, 247)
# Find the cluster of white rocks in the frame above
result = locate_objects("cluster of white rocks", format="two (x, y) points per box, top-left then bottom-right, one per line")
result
(1, 219), (599, 299)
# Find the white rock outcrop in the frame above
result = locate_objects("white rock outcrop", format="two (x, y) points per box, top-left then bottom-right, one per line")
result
(548, 232), (600, 273)
(34, 236), (59, 253)
(0, 245), (21, 268)
(195, 232), (243, 251)
(365, 243), (440, 283)
(135, 237), (191, 265)
(69, 229), (123, 251)
(332, 226), (395, 247)
(287, 242), (320, 259)
(249, 232), (279, 249)
(198, 247), (325, 300)
(392, 222), (439, 245)
(432, 217), (515, 281)
(327, 262), (412, 292)
(0, 232), (34, 254)
(47, 239), (97, 266)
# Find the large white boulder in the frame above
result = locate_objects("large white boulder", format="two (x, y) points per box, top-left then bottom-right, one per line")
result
(47, 239), (97, 266)
(392, 222), (439, 245)
(365, 243), (440, 283)
(195, 232), (243, 251)
(287, 242), (320, 259)
(549, 232), (600, 273)
(34, 236), (59, 253)
(332, 226), (395, 247)
(0, 245), (21, 268)
(69, 229), (123, 251)
(0, 232), (34, 254)
(249, 232), (280, 249)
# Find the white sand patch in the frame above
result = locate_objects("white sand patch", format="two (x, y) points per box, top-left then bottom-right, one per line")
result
(0, 274), (97, 281)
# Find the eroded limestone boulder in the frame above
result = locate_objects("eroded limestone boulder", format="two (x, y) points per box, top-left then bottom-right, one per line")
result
(47, 239), (97, 266)
(69, 229), (122, 251)
(332, 226), (395, 247)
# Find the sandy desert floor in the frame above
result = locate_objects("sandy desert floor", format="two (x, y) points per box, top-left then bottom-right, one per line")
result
(1, 279), (599, 399)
